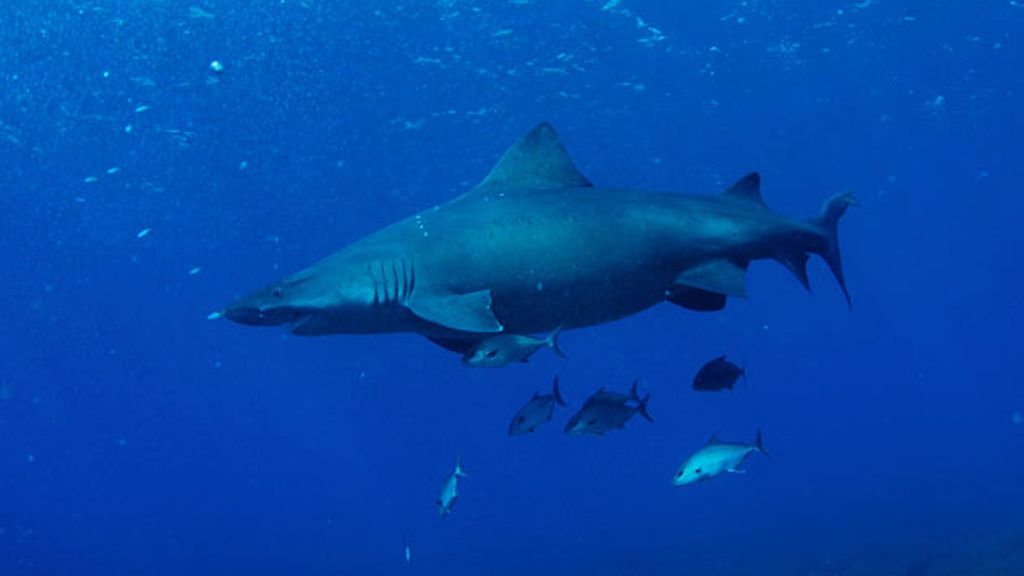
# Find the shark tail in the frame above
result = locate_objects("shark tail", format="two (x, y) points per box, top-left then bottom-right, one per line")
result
(810, 191), (857, 308)
(552, 375), (566, 407)
(546, 327), (566, 358)
(455, 458), (468, 478)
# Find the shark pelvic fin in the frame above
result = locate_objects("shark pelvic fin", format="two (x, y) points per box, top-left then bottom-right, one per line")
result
(721, 172), (766, 206)
(409, 290), (503, 333)
(674, 260), (748, 298)
(472, 122), (592, 193)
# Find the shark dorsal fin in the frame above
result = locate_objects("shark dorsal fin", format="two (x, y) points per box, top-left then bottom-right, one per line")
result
(722, 172), (765, 206)
(473, 123), (592, 193)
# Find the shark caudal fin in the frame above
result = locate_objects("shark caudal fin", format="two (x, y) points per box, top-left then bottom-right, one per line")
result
(810, 192), (857, 308)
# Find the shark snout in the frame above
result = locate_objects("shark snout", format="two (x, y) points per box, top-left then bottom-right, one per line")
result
(223, 287), (305, 327)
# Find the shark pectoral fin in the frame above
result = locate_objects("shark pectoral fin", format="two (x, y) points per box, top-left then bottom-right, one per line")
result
(674, 260), (748, 298)
(727, 467), (747, 474)
(408, 290), (504, 333)
(667, 286), (727, 312)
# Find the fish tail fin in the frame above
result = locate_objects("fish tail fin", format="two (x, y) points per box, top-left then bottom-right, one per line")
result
(546, 326), (566, 358)
(638, 394), (654, 423)
(552, 375), (566, 406)
(754, 428), (769, 458)
(630, 382), (654, 422)
(809, 191), (857, 308)
(455, 458), (468, 477)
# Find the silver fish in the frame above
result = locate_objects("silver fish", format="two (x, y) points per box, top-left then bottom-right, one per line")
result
(564, 380), (653, 436)
(463, 328), (565, 367)
(436, 460), (467, 518)
(672, 430), (766, 486)
(509, 376), (567, 435)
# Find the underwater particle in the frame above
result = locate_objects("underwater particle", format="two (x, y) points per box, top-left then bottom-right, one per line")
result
(134, 104), (150, 113)
(238, 160), (249, 170)
(602, 0), (621, 10)
(27, 453), (35, 463)
(189, 267), (202, 276)
(404, 545), (411, 565)
(125, 125), (133, 133)
(106, 167), (120, 175)
(209, 60), (225, 73)
(102, 70), (110, 79)
(83, 176), (99, 184)
(136, 228), (152, 239)
(1013, 412), (1022, 425)
(189, 5), (216, 19)
(207, 311), (223, 320)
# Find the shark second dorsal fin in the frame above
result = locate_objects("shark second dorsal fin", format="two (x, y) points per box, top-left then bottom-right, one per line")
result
(722, 172), (765, 206)
(472, 123), (592, 193)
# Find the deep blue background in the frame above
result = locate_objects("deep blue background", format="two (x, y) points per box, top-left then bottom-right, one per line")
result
(2, 1), (1022, 574)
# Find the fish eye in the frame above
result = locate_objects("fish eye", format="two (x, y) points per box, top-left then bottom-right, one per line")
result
(485, 349), (498, 358)
(694, 468), (702, 474)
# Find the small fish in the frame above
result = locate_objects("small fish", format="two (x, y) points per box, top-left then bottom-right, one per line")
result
(692, 355), (745, 392)
(508, 375), (567, 435)
(436, 460), (467, 518)
(672, 430), (766, 486)
(564, 380), (653, 436)
(404, 544), (411, 565)
(462, 327), (565, 367)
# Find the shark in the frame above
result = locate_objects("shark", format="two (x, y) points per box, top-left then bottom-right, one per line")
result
(224, 122), (855, 354)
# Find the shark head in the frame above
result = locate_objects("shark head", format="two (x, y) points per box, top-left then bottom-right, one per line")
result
(223, 265), (380, 335)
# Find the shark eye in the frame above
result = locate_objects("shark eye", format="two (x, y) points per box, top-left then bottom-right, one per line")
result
(485, 349), (498, 358)
(272, 287), (283, 297)
(694, 468), (702, 474)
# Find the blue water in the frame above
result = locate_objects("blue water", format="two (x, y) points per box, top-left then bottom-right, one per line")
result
(2, 1), (1022, 574)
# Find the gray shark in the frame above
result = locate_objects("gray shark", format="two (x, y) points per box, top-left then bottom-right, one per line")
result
(224, 123), (855, 352)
